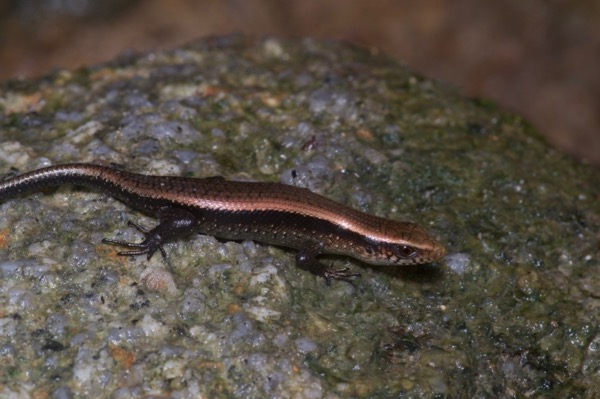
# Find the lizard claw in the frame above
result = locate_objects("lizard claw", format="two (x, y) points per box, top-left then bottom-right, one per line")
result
(322, 267), (361, 285)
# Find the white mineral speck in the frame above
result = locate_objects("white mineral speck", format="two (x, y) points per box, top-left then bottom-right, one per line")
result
(181, 288), (206, 314)
(162, 359), (186, 379)
(245, 306), (282, 322)
(208, 263), (232, 276)
(66, 120), (104, 144)
(445, 253), (471, 274)
(250, 264), (280, 285)
(273, 332), (289, 348)
(0, 318), (17, 338)
(363, 148), (388, 165)
(0, 261), (20, 277)
(295, 337), (317, 354)
(0, 141), (32, 167)
(27, 240), (52, 256)
(7, 288), (35, 310)
(139, 314), (168, 339)
(263, 38), (286, 58)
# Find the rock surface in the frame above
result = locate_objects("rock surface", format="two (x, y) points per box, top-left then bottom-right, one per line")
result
(0, 35), (598, 398)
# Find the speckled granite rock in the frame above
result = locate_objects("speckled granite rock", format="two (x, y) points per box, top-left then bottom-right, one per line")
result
(0, 35), (598, 398)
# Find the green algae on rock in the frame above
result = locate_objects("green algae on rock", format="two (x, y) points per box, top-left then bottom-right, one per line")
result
(0, 36), (598, 398)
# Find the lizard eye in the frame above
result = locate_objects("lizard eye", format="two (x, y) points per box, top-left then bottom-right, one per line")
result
(396, 245), (418, 259)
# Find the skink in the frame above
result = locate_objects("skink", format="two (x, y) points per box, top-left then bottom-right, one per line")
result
(0, 163), (444, 282)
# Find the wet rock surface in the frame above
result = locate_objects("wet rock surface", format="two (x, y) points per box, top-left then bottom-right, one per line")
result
(0, 36), (598, 398)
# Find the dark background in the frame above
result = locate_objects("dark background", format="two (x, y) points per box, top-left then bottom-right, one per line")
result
(1, 0), (598, 167)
